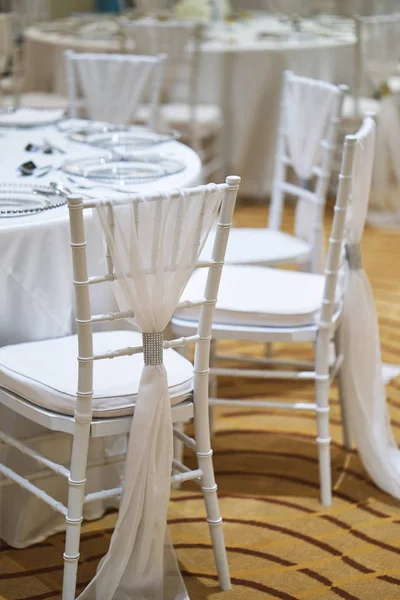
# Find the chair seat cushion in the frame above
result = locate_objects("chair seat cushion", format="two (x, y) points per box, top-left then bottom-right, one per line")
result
(342, 95), (380, 119)
(0, 331), (193, 418)
(200, 227), (311, 266)
(136, 103), (222, 137)
(176, 266), (328, 328)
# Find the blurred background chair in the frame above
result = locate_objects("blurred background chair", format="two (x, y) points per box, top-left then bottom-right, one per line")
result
(65, 49), (165, 127)
(340, 13), (400, 217)
(172, 116), (376, 508)
(0, 12), (13, 105)
(201, 71), (346, 274)
(123, 19), (224, 181)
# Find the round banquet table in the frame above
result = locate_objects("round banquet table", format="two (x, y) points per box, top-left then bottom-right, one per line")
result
(0, 119), (201, 547)
(22, 13), (356, 197)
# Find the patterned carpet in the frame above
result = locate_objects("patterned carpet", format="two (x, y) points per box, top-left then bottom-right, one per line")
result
(1, 204), (400, 600)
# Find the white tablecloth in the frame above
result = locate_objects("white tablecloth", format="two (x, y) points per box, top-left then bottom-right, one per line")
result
(0, 121), (201, 547)
(22, 13), (356, 196)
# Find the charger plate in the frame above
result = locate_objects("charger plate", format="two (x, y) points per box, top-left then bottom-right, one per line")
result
(60, 155), (186, 182)
(0, 183), (66, 217)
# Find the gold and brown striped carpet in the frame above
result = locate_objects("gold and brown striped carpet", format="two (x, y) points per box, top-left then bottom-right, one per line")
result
(1, 203), (400, 600)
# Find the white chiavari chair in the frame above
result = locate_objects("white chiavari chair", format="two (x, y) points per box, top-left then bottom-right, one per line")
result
(12, 0), (50, 31)
(340, 14), (400, 217)
(0, 176), (240, 599)
(343, 14), (400, 120)
(123, 19), (224, 181)
(338, 117), (400, 499)
(0, 12), (12, 105)
(0, 7), (67, 111)
(64, 50), (166, 128)
(202, 71), (346, 274)
(172, 120), (374, 507)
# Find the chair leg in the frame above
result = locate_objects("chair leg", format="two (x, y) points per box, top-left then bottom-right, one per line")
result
(172, 422), (184, 490)
(334, 323), (352, 450)
(197, 447), (230, 591)
(209, 340), (217, 436)
(195, 347), (230, 591)
(315, 381), (332, 506)
(265, 342), (273, 358)
(62, 416), (91, 600)
(315, 337), (332, 507)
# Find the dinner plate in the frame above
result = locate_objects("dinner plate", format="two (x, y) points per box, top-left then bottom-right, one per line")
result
(84, 129), (180, 153)
(0, 183), (66, 217)
(0, 108), (65, 129)
(60, 155), (186, 182)
(58, 119), (127, 141)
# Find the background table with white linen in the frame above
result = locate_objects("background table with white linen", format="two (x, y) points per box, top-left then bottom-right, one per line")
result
(0, 121), (201, 547)
(22, 13), (356, 197)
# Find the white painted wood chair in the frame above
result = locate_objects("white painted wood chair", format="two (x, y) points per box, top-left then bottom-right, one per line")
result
(0, 12), (12, 105)
(12, 0), (50, 30)
(65, 49), (166, 129)
(0, 176), (240, 599)
(342, 14), (400, 121)
(171, 121), (374, 507)
(201, 71), (347, 274)
(340, 14), (400, 216)
(0, 11), (68, 112)
(123, 19), (224, 180)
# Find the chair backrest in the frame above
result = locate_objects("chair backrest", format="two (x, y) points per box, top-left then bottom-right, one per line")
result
(122, 19), (204, 145)
(67, 176), (240, 415)
(12, 0), (50, 28)
(0, 13), (12, 74)
(122, 19), (199, 101)
(268, 70), (346, 272)
(64, 50), (166, 128)
(354, 13), (400, 113)
(319, 115), (375, 331)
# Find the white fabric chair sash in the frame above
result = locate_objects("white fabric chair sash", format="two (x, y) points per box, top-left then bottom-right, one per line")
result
(284, 74), (340, 263)
(77, 185), (224, 599)
(341, 116), (400, 499)
(358, 15), (400, 212)
(73, 53), (164, 125)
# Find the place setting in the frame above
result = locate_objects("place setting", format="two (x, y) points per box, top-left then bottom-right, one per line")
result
(0, 115), (190, 209)
(0, 182), (68, 217)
